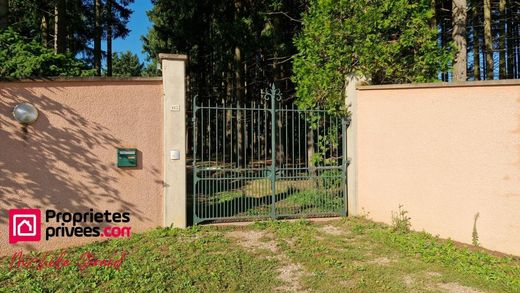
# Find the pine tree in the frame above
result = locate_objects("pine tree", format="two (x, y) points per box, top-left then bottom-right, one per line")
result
(0, 0), (7, 29)
(483, 0), (493, 79)
(452, 0), (467, 81)
(106, 0), (134, 76)
(94, 0), (102, 76)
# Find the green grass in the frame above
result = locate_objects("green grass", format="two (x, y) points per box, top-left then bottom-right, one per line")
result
(1, 218), (519, 292)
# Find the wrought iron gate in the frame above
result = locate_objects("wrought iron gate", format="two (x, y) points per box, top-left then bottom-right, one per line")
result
(191, 84), (349, 224)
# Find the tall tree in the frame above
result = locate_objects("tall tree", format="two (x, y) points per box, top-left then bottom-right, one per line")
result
(143, 0), (306, 101)
(54, 1), (67, 54)
(499, 0), (506, 79)
(105, 0), (134, 76)
(6, 0), (90, 69)
(506, 0), (514, 78)
(41, 13), (48, 48)
(506, 0), (516, 78)
(0, 0), (7, 29)
(94, 0), (102, 76)
(5, 0), (134, 77)
(106, 0), (113, 76)
(483, 0), (493, 79)
(452, 0), (467, 81)
(471, 0), (481, 80)
(435, 0), (453, 82)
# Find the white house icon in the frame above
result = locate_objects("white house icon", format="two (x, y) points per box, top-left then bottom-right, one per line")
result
(12, 215), (37, 237)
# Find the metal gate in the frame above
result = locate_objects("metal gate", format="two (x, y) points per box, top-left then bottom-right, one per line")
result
(191, 84), (349, 224)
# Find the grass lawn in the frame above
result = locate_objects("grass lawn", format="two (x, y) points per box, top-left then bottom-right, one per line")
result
(1, 217), (519, 292)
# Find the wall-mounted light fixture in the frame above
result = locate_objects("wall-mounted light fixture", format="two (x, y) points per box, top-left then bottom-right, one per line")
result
(12, 103), (39, 125)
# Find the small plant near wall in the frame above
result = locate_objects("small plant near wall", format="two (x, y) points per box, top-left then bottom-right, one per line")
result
(391, 204), (411, 233)
(359, 208), (371, 219)
(472, 212), (480, 247)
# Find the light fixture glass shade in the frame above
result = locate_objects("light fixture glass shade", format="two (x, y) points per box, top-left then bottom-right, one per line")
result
(13, 103), (39, 125)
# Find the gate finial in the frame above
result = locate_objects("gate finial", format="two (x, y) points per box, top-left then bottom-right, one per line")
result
(261, 83), (282, 102)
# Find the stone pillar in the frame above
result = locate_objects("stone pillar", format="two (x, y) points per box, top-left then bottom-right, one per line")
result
(345, 74), (366, 216)
(160, 53), (188, 228)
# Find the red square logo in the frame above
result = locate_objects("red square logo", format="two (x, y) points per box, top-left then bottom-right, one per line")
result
(9, 209), (41, 244)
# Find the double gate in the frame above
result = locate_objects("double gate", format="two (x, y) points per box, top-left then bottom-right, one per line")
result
(191, 84), (349, 224)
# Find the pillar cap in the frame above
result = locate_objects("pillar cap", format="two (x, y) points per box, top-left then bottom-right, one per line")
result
(159, 53), (188, 62)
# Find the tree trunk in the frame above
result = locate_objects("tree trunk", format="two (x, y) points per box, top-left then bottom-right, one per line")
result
(499, 0), (506, 79)
(307, 127), (316, 177)
(94, 0), (102, 76)
(41, 15), (48, 48)
(54, 5), (58, 53)
(452, 0), (467, 81)
(0, 0), (8, 29)
(483, 0), (493, 79)
(107, 0), (113, 76)
(226, 62), (233, 163)
(235, 47), (243, 165)
(513, 19), (520, 78)
(506, 3), (514, 78)
(472, 3), (480, 80)
(58, 1), (67, 54)
(440, 21), (447, 81)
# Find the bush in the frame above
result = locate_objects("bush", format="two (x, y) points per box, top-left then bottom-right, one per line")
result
(0, 28), (92, 78)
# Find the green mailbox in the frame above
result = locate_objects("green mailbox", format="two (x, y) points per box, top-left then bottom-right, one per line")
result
(117, 148), (137, 167)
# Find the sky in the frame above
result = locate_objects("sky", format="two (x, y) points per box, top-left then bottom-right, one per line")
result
(101, 0), (154, 64)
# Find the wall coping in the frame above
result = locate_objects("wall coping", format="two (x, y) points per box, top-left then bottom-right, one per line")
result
(357, 79), (520, 90)
(0, 76), (162, 83)
(159, 53), (188, 62)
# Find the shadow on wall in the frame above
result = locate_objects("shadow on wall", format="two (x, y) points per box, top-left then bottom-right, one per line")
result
(0, 87), (148, 238)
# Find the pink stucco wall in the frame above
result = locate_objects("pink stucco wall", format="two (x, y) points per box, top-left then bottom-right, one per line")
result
(356, 80), (520, 256)
(0, 79), (164, 255)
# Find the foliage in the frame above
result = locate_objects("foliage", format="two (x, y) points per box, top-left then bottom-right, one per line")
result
(391, 204), (411, 233)
(293, 0), (453, 109)
(283, 189), (343, 211)
(0, 29), (92, 78)
(371, 221), (520, 291)
(318, 170), (342, 190)
(255, 218), (520, 292)
(143, 0), (307, 102)
(5, 0), (135, 75)
(1, 218), (519, 292)
(141, 60), (160, 77)
(0, 227), (280, 291)
(111, 51), (143, 77)
(104, 0), (134, 40)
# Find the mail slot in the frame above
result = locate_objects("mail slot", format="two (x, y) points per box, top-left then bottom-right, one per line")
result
(117, 148), (137, 167)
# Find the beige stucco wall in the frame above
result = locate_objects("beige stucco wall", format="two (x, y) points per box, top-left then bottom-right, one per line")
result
(0, 79), (164, 255)
(356, 80), (520, 256)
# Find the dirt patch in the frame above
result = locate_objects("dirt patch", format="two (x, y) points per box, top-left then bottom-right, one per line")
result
(276, 263), (306, 292)
(226, 230), (307, 292)
(285, 237), (297, 246)
(226, 230), (277, 253)
(438, 283), (484, 293)
(320, 225), (345, 236)
(368, 256), (394, 266)
(403, 275), (414, 287)
(426, 272), (442, 278)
